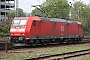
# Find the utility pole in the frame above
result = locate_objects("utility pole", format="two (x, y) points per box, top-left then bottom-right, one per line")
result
(69, 2), (72, 19)
(16, 0), (19, 17)
(5, 0), (6, 21)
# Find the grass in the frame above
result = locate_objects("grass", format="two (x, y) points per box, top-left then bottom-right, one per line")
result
(1, 44), (90, 60)
(45, 45), (90, 55)
(81, 55), (90, 60)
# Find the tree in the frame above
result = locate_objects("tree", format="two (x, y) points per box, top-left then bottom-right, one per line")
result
(81, 5), (90, 34)
(72, 1), (90, 34)
(7, 12), (15, 24)
(71, 1), (85, 20)
(16, 8), (26, 17)
(31, 0), (70, 18)
(6, 8), (27, 25)
(31, 8), (43, 16)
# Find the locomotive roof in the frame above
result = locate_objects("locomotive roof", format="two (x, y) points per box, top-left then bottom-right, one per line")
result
(14, 17), (29, 20)
(13, 17), (80, 24)
(40, 17), (77, 24)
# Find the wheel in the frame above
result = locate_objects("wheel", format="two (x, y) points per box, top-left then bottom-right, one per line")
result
(9, 39), (15, 47)
(31, 43), (37, 46)
(42, 40), (49, 46)
(71, 40), (75, 43)
(59, 40), (63, 44)
(43, 42), (47, 46)
(28, 39), (37, 47)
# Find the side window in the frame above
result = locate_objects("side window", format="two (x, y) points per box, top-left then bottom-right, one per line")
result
(32, 20), (36, 26)
(81, 25), (82, 28)
(79, 25), (82, 29)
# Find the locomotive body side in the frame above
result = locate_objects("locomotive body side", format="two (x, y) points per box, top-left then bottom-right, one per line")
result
(28, 18), (56, 44)
(66, 22), (83, 42)
(30, 18), (67, 39)
(27, 17), (84, 45)
(25, 16), (40, 39)
(29, 19), (66, 37)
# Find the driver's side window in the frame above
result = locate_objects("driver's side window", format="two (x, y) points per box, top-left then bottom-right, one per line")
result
(32, 20), (36, 26)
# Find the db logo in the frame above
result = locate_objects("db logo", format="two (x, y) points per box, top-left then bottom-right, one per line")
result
(61, 26), (64, 31)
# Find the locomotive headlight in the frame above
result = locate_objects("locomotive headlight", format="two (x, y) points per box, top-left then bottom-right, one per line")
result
(11, 34), (14, 35)
(22, 34), (25, 36)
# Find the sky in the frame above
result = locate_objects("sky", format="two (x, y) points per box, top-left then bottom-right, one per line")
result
(18, 0), (90, 13)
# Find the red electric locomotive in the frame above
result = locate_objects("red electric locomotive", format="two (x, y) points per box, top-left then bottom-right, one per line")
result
(9, 16), (84, 46)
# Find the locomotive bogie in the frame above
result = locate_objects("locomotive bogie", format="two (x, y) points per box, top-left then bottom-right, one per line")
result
(10, 36), (26, 43)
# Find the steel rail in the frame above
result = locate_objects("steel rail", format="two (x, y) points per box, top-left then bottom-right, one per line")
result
(24, 49), (90, 60)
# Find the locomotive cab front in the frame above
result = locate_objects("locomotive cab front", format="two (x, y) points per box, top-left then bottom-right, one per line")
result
(10, 17), (28, 43)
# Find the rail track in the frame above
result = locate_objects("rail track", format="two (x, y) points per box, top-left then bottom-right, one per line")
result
(0, 38), (90, 51)
(24, 49), (90, 60)
(0, 38), (90, 60)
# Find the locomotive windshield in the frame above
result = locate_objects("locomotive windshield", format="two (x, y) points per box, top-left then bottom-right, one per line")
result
(12, 20), (27, 26)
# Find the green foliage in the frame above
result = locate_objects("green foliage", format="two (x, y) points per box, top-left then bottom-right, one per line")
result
(31, 8), (43, 16)
(0, 25), (10, 36)
(7, 12), (15, 24)
(7, 8), (27, 18)
(71, 1), (90, 34)
(7, 12), (15, 19)
(31, 0), (69, 18)
(6, 8), (27, 24)
(71, 1), (85, 20)
(82, 55), (90, 60)
(44, 0), (69, 18)
(16, 8), (26, 17)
